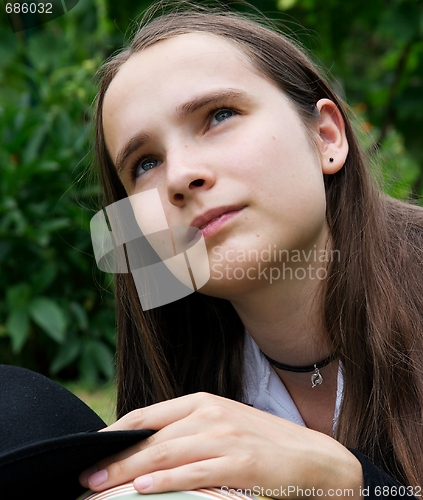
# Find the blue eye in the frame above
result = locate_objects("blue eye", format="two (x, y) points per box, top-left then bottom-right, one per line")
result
(210, 108), (235, 127)
(135, 157), (162, 178)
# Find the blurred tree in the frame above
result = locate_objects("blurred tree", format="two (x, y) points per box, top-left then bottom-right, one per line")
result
(274, 0), (423, 198)
(0, 0), (117, 383)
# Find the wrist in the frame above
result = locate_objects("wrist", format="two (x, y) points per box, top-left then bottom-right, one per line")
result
(308, 434), (364, 499)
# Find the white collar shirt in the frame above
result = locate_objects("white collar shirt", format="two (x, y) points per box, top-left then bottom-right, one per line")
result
(242, 331), (344, 434)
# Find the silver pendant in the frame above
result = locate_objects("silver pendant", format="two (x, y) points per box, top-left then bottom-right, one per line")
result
(311, 365), (323, 388)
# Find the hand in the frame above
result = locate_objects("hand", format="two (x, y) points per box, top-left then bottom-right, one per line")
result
(79, 393), (363, 498)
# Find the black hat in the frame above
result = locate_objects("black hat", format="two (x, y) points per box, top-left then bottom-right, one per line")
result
(0, 364), (153, 499)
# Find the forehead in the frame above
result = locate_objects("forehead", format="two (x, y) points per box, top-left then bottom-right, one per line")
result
(104, 31), (256, 104)
(101, 32), (293, 166)
(102, 33), (267, 142)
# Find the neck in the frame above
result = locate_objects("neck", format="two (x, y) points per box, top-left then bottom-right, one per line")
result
(231, 271), (330, 366)
(228, 230), (333, 367)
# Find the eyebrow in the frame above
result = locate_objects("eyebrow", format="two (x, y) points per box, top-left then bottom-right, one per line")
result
(114, 88), (250, 175)
(115, 132), (151, 174)
(175, 88), (249, 120)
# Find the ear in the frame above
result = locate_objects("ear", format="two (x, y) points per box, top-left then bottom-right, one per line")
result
(315, 98), (349, 175)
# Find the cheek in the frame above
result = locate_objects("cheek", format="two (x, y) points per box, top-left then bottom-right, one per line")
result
(130, 189), (169, 235)
(237, 120), (327, 239)
(233, 110), (306, 165)
(221, 119), (319, 197)
(210, 123), (279, 181)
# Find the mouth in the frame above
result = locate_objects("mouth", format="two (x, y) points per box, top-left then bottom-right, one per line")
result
(190, 205), (246, 238)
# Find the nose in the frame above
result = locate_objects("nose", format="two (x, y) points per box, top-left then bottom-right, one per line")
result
(166, 145), (216, 205)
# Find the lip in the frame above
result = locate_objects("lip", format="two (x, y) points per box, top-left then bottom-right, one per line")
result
(190, 205), (246, 238)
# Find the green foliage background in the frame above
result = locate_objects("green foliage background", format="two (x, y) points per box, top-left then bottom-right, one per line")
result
(1, 0), (422, 385)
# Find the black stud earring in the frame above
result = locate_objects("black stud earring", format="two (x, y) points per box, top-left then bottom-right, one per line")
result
(329, 157), (334, 162)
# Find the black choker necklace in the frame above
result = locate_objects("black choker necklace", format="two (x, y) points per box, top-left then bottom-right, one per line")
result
(260, 351), (336, 388)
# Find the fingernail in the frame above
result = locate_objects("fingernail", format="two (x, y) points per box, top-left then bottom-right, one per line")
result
(134, 475), (153, 491)
(89, 469), (108, 487)
(79, 466), (98, 487)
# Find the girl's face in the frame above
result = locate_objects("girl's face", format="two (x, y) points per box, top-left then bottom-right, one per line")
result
(102, 32), (346, 298)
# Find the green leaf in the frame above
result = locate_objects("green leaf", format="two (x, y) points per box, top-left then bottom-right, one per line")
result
(277, 0), (298, 10)
(39, 218), (71, 234)
(6, 283), (31, 309)
(79, 340), (115, 384)
(69, 301), (88, 331)
(28, 297), (67, 343)
(91, 340), (115, 379)
(79, 343), (99, 387)
(22, 122), (49, 164)
(50, 337), (81, 374)
(6, 307), (30, 353)
(30, 263), (57, 294)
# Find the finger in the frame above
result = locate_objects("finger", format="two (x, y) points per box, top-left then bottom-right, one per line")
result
(101, 392), (222, 433)
(100, 396), (261, 472)
(84, 434), (223, 491)
(84, 404), (213, 480)
(79, 434), (155, 488)
(132, 457), (242, 494)
(81, 396), (239, 488)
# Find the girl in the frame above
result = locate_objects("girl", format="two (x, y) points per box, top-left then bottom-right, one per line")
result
(80, 3), (423, 498)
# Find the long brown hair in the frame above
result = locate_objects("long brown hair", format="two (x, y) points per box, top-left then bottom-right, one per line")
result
(93, 2), (423, 487)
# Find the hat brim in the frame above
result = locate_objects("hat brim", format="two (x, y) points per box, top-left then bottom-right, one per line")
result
(0, 428), (153, 499)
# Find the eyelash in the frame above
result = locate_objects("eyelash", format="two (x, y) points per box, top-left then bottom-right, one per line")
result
(206, 106), (238, 128)
(129, 106), (239, 182)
